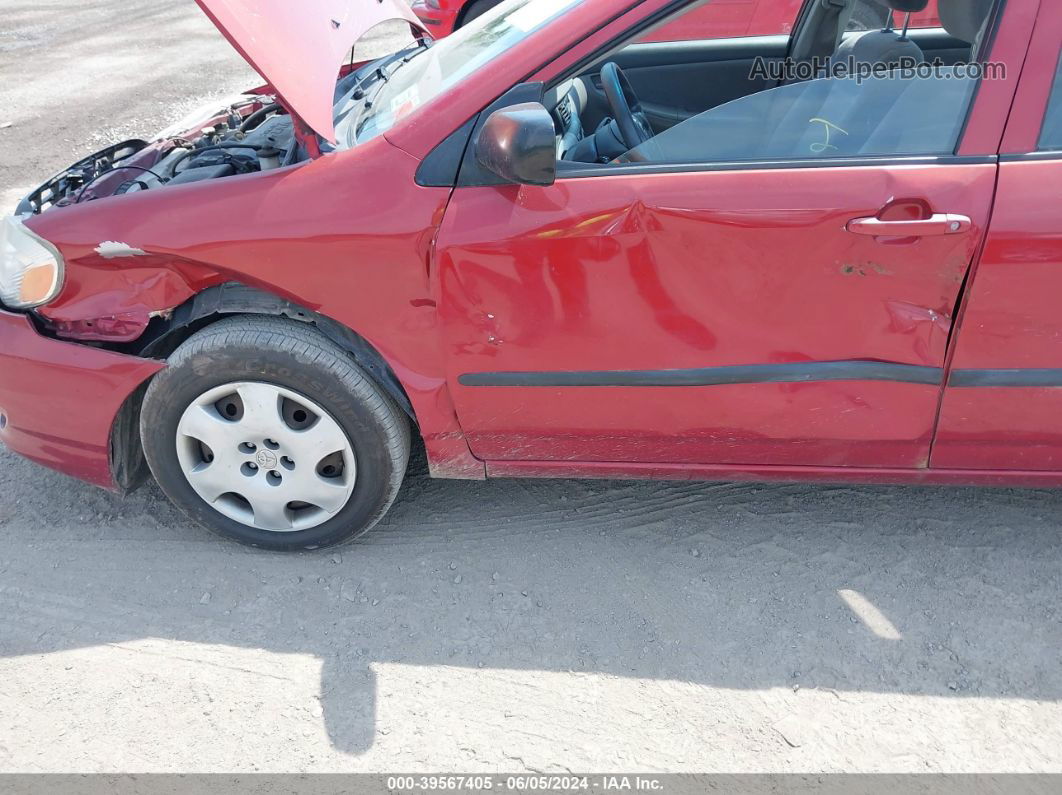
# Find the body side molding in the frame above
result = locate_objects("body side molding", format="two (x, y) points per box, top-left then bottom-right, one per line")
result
(459, 361), (945, 388)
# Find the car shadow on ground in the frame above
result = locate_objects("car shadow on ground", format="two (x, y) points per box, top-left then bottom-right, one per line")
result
(1, 447), (1060, 754)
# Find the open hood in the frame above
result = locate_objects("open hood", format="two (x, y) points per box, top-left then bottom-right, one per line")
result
(195, 0), (427, 145)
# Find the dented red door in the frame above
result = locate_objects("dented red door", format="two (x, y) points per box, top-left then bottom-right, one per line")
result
(437, 163), (997, 468)
(433, 0), (1034, 471)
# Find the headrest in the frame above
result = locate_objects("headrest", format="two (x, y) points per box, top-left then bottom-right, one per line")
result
(938, 0), (995, 45)
(882, 0), (930, 11)
(834, 29), (926, 68)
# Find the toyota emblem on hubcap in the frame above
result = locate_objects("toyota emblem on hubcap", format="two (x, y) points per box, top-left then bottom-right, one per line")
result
(256, 449), (278, 469)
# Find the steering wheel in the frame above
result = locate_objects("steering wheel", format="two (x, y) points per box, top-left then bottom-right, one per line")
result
(600, 62), (654, 150)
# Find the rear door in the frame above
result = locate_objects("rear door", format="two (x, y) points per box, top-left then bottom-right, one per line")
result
(933, 1), (1062, 471)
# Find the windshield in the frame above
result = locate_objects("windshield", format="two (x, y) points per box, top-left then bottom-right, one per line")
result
(335, 0), (581, 149)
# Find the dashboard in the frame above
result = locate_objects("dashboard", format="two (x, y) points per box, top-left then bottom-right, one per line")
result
(546, 78), (590, 160)
(546, 76), (632, 165)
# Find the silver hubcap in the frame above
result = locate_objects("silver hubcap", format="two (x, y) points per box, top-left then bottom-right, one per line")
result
(175, 382), (357, 532)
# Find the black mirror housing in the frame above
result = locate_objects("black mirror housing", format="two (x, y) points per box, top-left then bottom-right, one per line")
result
(474, 103), (557, 187)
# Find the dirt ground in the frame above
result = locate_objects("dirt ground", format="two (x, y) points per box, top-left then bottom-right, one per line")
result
(1, 0), (1062, 775)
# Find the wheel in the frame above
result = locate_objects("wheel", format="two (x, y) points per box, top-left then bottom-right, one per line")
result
(139, 316), (410, 550)
(458, 0), (502, 27)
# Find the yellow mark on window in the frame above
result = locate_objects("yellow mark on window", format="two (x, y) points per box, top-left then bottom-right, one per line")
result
(809, 117), (850, 154)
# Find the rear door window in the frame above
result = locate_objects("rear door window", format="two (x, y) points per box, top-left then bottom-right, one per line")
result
(1039, 52), (1062, 151)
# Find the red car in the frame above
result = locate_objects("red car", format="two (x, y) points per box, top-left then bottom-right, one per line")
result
(0, 0), (1055, 550)
(411, 0), (942, 40)
(410, 0), (496, 36)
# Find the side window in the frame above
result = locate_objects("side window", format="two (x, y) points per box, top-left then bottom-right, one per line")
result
(638, 0), (943, 46)
(1039, 52), (1062, 152)
(619, 70), (977, 166)
(639, 0), (803, 45)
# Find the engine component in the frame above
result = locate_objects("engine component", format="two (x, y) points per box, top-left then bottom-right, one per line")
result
(167, 164), (237, 186)
(17, 140), (149, 214)
(240, 114), (295, 152)
(18, 101), (298, 213)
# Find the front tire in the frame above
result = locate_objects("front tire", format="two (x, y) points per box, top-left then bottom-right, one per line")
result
(140, 316), (410, 550)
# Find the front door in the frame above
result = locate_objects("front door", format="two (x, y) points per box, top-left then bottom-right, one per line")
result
(436, 6), (1014, 469)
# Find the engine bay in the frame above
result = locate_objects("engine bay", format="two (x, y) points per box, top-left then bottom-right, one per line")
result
(18, 98), (299, 214)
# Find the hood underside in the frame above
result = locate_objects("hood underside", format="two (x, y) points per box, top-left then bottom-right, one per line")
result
(194, 0), (427, 144)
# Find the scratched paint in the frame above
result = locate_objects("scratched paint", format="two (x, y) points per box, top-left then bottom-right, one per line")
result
(94, 241), (149, 259)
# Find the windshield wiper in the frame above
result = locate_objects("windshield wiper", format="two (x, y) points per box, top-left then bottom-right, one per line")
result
(336, 41), (430, 106)
(368, 42), (430, 89)
(336, 41), (433, 147)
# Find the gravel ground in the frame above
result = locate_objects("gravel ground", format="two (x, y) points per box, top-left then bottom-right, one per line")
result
(1, 0), (1062, 775)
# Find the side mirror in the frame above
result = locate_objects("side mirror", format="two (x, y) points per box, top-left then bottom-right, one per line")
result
(475, 102), (557, 187)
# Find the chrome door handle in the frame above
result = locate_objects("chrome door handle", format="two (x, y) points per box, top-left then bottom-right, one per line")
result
(846, 214), (973, 237)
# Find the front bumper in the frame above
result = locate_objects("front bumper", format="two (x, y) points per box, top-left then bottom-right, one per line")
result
(410, 0), (457, 36)
(0, 310), (164, 490)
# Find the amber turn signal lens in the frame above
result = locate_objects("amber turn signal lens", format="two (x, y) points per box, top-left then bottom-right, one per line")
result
(18, 262), (60, 306)
(1, 215), (64, 308)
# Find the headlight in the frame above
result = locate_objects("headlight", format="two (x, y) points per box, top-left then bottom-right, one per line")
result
(0, 215), (64, 309)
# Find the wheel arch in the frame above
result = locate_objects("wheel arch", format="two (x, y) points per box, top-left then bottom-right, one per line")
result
(133, 283), (418, 422)
(109, 283), (421, 493)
